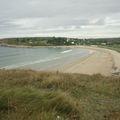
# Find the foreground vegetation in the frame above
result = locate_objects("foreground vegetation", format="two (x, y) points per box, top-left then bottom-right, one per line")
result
(0, 70), (120, 120)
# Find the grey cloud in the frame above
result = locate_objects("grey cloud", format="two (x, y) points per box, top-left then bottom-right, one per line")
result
(0, 0), (120, 38)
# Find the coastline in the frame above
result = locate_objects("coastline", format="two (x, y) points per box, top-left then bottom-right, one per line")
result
(63, 46), (120, 76)
(0, 44), (120, 76)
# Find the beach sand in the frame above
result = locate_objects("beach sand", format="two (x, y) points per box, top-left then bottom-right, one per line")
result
(1, 45), (120, 76)
(58, 46), (120, 76)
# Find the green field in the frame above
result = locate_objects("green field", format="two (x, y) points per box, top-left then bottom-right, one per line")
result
(0, 70), (120, 120)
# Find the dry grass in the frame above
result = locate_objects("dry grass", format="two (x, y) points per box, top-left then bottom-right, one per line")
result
(0, 70), (120, 120)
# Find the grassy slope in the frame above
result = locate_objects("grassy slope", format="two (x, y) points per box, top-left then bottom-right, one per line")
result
(99, 45), (120, 53)
(0, 70), (120, 120)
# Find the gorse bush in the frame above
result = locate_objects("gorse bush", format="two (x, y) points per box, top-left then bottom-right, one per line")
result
(0, 70), (120, 120)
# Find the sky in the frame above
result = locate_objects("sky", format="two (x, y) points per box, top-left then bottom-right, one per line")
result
(0, 0), (120, 38)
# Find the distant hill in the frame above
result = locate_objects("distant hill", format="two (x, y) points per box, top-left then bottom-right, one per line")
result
(0, 37), (120, 46)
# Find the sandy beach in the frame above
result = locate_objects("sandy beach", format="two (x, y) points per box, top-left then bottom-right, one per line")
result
(58, 46), (120, 76)
(0, 44), (120, 76)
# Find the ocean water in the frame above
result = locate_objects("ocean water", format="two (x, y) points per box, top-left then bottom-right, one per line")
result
(0, 47), (91, 70)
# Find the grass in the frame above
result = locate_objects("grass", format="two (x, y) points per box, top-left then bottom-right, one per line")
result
(99, 45), (120, 52)
(0, 70), (120, 120)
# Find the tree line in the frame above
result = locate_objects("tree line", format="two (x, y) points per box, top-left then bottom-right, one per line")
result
(0, 37), (120, 46)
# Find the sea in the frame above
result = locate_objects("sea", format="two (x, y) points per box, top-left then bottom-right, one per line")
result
(0, 47), (91, 70)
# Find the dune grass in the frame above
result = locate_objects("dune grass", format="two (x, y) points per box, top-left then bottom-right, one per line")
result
(0, 70), (120, 120)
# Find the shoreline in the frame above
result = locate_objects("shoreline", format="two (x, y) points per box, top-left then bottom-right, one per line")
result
(0, 44), (120, 76)
(62, 46), (120, 76)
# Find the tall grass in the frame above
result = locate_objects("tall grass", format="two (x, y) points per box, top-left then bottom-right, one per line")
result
(0, 70), (120, 120)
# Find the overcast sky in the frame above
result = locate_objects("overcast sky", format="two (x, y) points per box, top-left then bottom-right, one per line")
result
(0, 0), (120, 38)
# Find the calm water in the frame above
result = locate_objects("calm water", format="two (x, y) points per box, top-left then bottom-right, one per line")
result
(0, 47), (91, 70)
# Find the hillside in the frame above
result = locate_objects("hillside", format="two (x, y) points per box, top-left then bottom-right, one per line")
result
(0, 37), (120, 46)
(0, 70), (120, 120)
